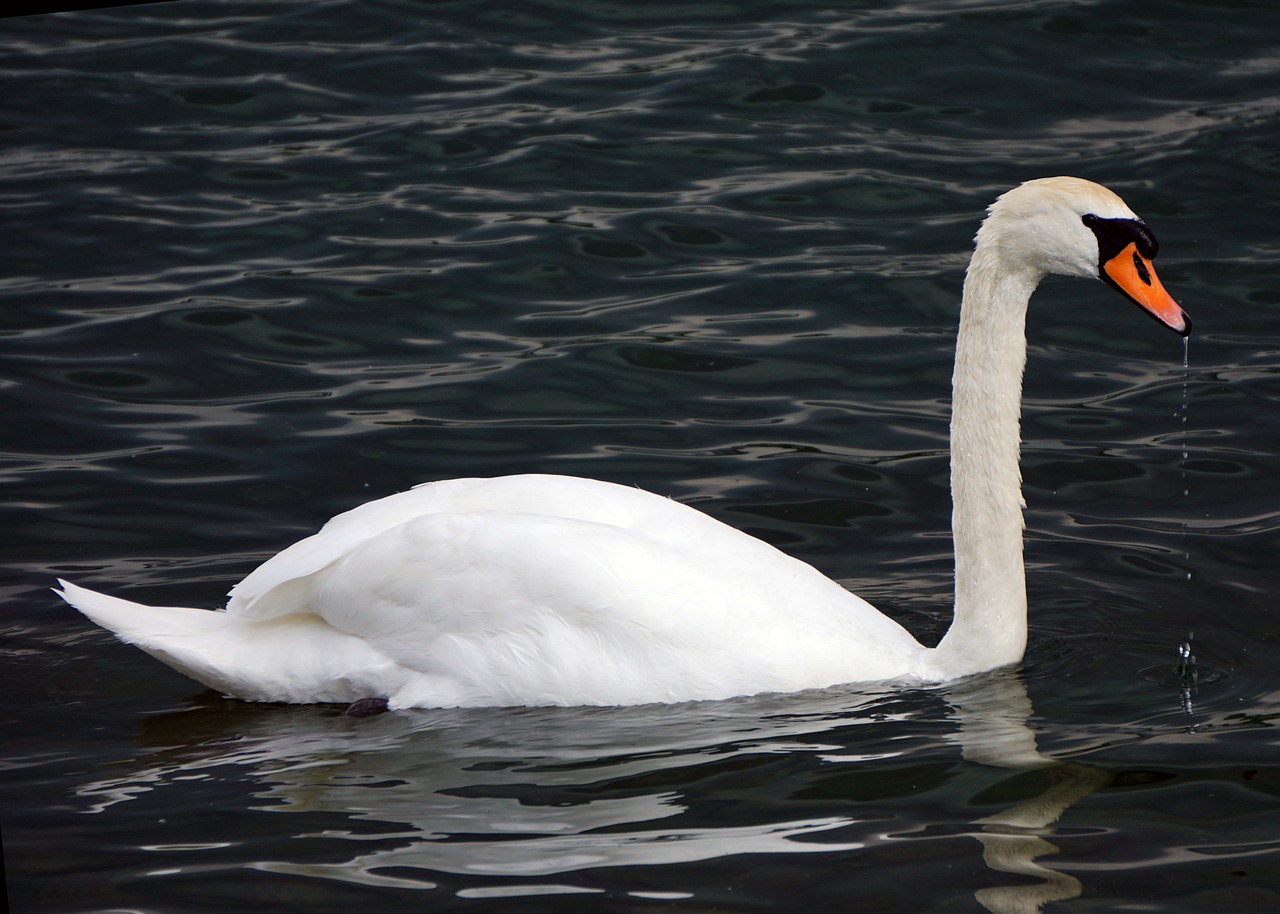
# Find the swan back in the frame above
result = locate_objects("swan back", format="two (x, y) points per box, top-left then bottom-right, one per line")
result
(226, 475), (924, 705)
(228, 475), (704, 617)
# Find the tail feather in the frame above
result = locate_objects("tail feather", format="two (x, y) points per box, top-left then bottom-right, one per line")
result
(54, 579), (222, 645)
(55, 579), (402, 705)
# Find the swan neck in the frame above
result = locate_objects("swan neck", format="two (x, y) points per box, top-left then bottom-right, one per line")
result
(932, 240), (1040, 679)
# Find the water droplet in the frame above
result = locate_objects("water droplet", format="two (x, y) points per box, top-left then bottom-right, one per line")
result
(1179, 342), (1192, 586)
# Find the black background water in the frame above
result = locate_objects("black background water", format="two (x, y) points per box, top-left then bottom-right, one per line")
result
(4, 1), (1280, 911)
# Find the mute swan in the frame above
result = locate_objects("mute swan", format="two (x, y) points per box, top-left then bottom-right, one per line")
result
(56, 177), (1190, 712)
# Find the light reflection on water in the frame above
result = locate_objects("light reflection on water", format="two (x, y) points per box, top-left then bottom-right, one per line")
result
(60, 666), (1280, 910)
(73, 674), (1098, 911)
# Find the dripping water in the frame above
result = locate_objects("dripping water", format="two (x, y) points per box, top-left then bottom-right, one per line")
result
(1177, 341), (1195, 721)
(1176, 634), (1198, 718)
(1180, 336), (1190, 581)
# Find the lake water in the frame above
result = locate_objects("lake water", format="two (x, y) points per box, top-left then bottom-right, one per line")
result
(4, 1), (1280, 911)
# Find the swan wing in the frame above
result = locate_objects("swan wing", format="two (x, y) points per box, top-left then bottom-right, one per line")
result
(228, 475), (782, 617)
(218, 476), (921, 705)
(294, 508), (920, 707)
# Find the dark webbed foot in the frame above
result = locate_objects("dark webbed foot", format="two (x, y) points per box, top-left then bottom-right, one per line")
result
(344, 697), (390, 717)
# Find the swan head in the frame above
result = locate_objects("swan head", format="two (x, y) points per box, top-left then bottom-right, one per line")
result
(979, 176), (1190, 335)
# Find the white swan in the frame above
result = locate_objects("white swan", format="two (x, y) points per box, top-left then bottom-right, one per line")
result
(56, 177), (1190, 711)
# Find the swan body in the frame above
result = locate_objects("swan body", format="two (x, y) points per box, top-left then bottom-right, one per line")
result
(57, 177), (1190, 709)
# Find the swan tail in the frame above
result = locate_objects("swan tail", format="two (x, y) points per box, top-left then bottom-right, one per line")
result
(55, 578), (272, 699)
(55, 576), (225, 640)
(55, 579), (405, 705)
(55, 579), (223, 645)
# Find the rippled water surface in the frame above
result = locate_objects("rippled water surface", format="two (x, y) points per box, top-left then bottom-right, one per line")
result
(4, 1), (1280, 911)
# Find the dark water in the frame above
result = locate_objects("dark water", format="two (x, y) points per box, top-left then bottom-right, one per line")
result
(4, 0), (1280, 910)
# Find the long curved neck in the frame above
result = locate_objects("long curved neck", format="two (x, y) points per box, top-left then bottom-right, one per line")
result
(931, 239), (1042, 679)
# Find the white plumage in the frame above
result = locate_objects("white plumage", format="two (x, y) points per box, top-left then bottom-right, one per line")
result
(56, 177), (1189, 710)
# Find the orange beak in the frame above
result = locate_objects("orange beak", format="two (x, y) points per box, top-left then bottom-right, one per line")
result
(1102, 242), (1190, 336)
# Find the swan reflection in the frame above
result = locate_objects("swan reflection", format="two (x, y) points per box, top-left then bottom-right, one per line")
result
(77, 674), (1103, 909)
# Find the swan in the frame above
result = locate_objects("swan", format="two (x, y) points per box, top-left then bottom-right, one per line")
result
(56, 177), (1190, 712)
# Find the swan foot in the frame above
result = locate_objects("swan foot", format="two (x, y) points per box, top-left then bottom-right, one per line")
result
(344, 697), (389, 717)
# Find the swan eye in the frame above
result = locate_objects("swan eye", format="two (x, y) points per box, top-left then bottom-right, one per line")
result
(1082, 213), (1160, 271)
